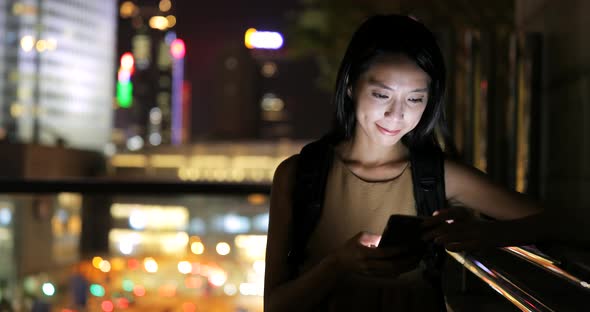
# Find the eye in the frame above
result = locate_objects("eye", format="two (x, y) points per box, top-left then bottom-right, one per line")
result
(408, 98), (424, 104)
(371, 92), (389, 99)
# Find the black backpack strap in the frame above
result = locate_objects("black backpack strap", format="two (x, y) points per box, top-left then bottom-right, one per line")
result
(287, 135), (334, 278)
(410, 145), (446, 217)
(410, 145), (448, 311)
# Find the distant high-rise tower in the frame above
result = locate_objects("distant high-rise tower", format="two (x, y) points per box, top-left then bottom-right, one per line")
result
(0, 0), (117, 151)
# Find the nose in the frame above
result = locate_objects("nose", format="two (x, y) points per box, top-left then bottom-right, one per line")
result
(384, 99), (404, 120)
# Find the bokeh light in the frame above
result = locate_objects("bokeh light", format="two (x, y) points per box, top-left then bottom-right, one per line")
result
(101, 300), (114, 312)
(92, 256), (103, 269)
(20, 36), (35, 52)
(119, 1), (137, 18)
(178, 261), (192, 274)
(99, 260), (111, 273)
(159, 0), (172, 12)
(120, 52), (135, 71)
(133, 285), (146, 297)
(166, 15), (177, 28)
(208, 271), (227, 287)
(0, 207), (12, 225)
(170, 38), (185, 59)
(90, 284), (106, 297)
(144, 257), (158, 273)
(244, 28), (283, 49)
(42, 282), (55, 296)
(191, 241), (205, 255)
(35, 39), (47, 52)
(216, 242), (231, 256)
(149, 16), (168, 30)
(117, 298), (130, 309)
(122, 279), (134, 292)
(128, 258), (140, 270)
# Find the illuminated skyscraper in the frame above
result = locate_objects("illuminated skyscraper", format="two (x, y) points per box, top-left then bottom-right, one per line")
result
(0, 0), (117, 151)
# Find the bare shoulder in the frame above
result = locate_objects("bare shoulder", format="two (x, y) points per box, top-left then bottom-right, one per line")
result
(273, 154), (299, 188)
(270, 154), (300, 213)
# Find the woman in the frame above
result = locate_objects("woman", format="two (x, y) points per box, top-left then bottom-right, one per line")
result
(264, 15), (544, 311)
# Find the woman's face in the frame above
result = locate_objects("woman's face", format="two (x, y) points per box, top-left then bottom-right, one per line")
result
(351, 54), (430, 147)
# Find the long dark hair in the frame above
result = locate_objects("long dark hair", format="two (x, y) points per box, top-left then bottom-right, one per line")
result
(331, 14), (454, 152)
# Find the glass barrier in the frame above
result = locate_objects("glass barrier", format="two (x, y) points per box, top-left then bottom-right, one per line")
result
(0, 179), (270, 312)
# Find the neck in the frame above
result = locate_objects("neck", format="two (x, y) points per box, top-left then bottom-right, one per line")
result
(340, 134), (408, 166)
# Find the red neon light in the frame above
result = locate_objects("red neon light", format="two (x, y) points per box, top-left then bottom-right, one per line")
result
(170, 39), (186, 59)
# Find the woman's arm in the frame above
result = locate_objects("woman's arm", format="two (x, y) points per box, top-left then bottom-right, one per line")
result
(444, 159), (540, 220)
(264, 155), (342, 312)
(430, 159), (543, 249)
(425, 159), (589, 249)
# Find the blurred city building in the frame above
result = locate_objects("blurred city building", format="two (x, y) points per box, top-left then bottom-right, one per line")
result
(114, 0), (190, 152)
(0, 0), (116, 308)
(174, 1), (332, 142)
(0, 0), (117, 151)
(208, 34), (332, 140)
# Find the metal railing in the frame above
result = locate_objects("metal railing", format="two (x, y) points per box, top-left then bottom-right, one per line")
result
(448, 245), (590, 311)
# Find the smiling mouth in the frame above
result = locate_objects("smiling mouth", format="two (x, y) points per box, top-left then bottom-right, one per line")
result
(376, 124), (401, 136)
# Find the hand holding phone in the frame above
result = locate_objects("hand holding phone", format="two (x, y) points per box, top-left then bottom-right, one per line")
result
(378, 215), (426, 253)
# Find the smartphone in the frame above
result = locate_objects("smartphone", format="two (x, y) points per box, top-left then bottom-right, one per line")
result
(378, 214), (426, 251)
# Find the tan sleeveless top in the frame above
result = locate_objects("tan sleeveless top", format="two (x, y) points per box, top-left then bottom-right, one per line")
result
(302, 156), (440, 311)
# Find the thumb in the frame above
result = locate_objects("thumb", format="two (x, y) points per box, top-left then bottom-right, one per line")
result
(357, 231), (381, 247)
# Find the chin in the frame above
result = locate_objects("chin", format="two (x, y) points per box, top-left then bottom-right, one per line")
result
(373, 134), (402, 147)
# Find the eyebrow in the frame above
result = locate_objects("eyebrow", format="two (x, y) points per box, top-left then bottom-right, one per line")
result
(367, 78), (428, 93)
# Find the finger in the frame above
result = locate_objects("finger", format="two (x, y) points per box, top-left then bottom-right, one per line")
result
(422, 211), (456, 228)
(424, 207), (472, 228)
(358, 232), (381, 247)
(425, 220), (472, 241)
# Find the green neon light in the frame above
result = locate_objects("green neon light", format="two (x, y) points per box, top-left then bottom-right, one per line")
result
(117, 81), (133, 108)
